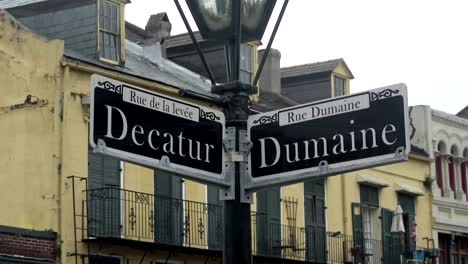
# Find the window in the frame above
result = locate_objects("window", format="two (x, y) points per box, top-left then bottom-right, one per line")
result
(360, 185), (379, 207)
(256, 187), (281, 257)
(99, 0), (120, 62)
(334, 76), (346, 97)
(361, 207), (375, 262)
(436, 155), (444, 190)
(87, 150), (122, 238)
(462, 162), (467, 196)
(355, 186), (381, 263)
(240, 44), (253, 84)
(397, 193), (416, 253)
(304, 180), (326, 262)
(449, 157), (456, 193)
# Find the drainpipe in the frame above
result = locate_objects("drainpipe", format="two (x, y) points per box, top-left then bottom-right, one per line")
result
(56, 65), (69, 263)
(341, 174), (348, 235)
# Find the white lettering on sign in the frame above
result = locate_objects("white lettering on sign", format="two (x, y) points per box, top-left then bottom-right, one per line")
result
(103, 104), (215, 163)
(122, 87), (199, 122)
(258, 120), (399, 168)
(278, 94), (370, 126)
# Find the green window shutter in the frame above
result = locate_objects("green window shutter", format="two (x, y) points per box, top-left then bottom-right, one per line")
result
(102, 156), (120, 187)
(256, 187), (281, 256)
(397, 193), (415, 215)
(397, 193), (416, 254)
(408, 214), (416, 252)
(381, 208), (402, 263)
(87, 150), (121, 238)
(352, 202), (364, 261)
(360, 185), (379, 207)
(154, 171), (183, 245)
(207, 186), (222, 250)
(88, 151), (104, 190)
(304, 179), (326, 262)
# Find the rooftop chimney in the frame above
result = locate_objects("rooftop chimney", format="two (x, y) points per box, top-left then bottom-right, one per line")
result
(144, 12), (171, 46)
(258, 48), (281, 95)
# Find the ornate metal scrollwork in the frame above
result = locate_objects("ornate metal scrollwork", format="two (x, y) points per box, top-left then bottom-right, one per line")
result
(200, 109), (221, 121)
(129, 208), (136, 231)
(135, 193), (149, 204)
(370, 89), (399, 101)
(148, 210), (154, 233)
(184, 215), (190, 243)
(97, 81), (123, 94)
(253, 113), (278, 125)
(197, 217), (205, 240)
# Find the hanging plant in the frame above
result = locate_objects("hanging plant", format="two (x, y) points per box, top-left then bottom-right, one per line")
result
(424, 175), (435, 188)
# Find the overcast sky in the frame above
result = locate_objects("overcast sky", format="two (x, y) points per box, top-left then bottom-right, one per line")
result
(126, 1), (468, 115)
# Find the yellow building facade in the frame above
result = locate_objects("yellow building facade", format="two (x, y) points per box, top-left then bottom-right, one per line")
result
(0, 10), (223, 264)
(0, 3), (435, 264)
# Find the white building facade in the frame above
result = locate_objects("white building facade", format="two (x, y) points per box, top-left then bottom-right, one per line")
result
(411, 105), (468, 264)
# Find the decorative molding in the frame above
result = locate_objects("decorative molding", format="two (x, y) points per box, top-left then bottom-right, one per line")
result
(370, 89), (399, 101)
(200, 109), (221, 121)
(252, 113), (278, 125)
(432, 110), (468, 130)
(357, 174), (390, 188)
(97, 81), (123, 94)
(395, 182), (425, 196)
(433, 196), (468, 209)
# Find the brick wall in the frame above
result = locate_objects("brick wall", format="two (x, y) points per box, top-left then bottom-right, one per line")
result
(0, 231), (56, 260)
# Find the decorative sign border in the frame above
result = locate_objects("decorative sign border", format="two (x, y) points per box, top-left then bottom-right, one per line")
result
(245, 84), (410, 191)
(89, 74), (228, 186)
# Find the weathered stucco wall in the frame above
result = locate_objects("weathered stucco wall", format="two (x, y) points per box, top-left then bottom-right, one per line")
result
(0, 10), (64, 232)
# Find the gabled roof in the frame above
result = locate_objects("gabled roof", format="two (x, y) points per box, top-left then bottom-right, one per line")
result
(281, 58), (354, 79)
(251, 92), (299, 112)
(0, 0), (47, 9)
(163, 31), (262, 49)
(163, 31), (205, 49)
(456, 105), (468, 119)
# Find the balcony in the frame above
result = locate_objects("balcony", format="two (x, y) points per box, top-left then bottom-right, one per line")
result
(71, 187), (386, 263)
(80, 187), (223, 253)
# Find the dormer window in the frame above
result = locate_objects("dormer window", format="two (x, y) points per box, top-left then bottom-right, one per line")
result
(334, 76), (346, 97)
(240, 44), (253, 84)
(99, 0), (121, 63)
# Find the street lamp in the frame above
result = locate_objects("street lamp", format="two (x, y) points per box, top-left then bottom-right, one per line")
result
(185, 0), (277, 44)
(174, 1), (288, 263)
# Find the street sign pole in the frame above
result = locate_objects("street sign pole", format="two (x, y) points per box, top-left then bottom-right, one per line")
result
(222, 96), (252, 264)
(218, 1), (252, 263)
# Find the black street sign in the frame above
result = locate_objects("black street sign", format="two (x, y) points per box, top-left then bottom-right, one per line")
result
(90, 75), (227, 185)
(245, 84), (410, 190)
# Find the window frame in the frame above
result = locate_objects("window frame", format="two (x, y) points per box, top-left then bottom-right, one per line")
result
(98, 0), (123, 64)
(359, 184), (380, 208)
(240, 43), (254, 84)
(333, 75), (346, 97)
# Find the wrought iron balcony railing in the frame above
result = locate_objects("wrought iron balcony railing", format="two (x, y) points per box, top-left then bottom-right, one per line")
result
(78, 187), (386, 263)
(83, 187), (223, 250)
(327, 232), (383, 263)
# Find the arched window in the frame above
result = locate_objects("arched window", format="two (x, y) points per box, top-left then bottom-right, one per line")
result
(449, 145), (459, 194)
(448, 157), (455, 192)
(462, 148), (468, 199)
(435, 141), (446, 190)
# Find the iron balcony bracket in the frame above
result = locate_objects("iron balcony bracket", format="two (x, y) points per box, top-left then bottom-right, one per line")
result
(221, 128), (253, 203)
